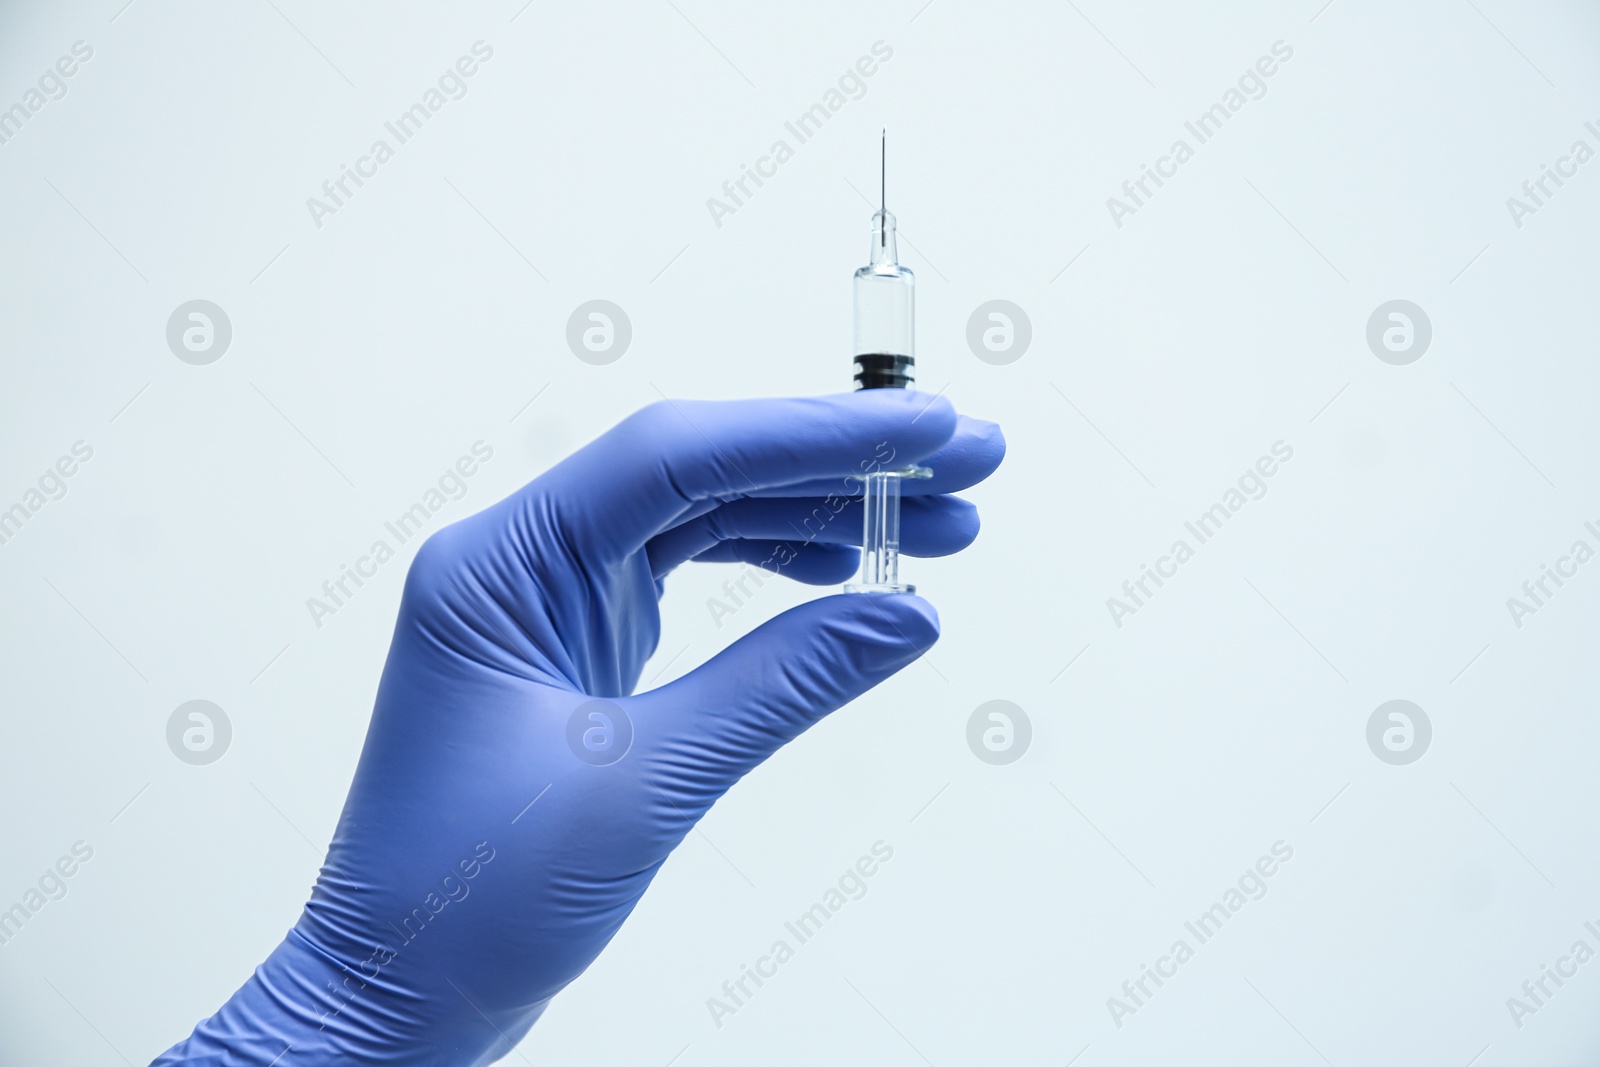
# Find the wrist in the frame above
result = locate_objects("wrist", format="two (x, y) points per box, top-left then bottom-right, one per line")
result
(149, 928), (500, 1067)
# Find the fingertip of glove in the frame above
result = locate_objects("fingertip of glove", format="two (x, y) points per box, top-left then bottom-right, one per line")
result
(959, 416), (1007, 469)
(892, 593), (940, 642)
(981, 418), (1007, 462)
(948, 495), (981, 550)
(838, 592), (940, 654)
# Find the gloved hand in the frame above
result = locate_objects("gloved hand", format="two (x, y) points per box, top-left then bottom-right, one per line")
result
(152, 391), (1004, 1066)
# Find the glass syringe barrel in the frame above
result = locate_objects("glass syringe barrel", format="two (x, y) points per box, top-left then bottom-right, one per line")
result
(846, 208), (930, 595)
(852, 210), (915, 388)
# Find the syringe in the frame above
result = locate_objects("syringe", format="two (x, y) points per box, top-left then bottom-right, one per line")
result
(845, 132), (931, 594)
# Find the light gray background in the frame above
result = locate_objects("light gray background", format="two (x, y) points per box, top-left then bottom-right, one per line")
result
(3, 0), (1599, 1063)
